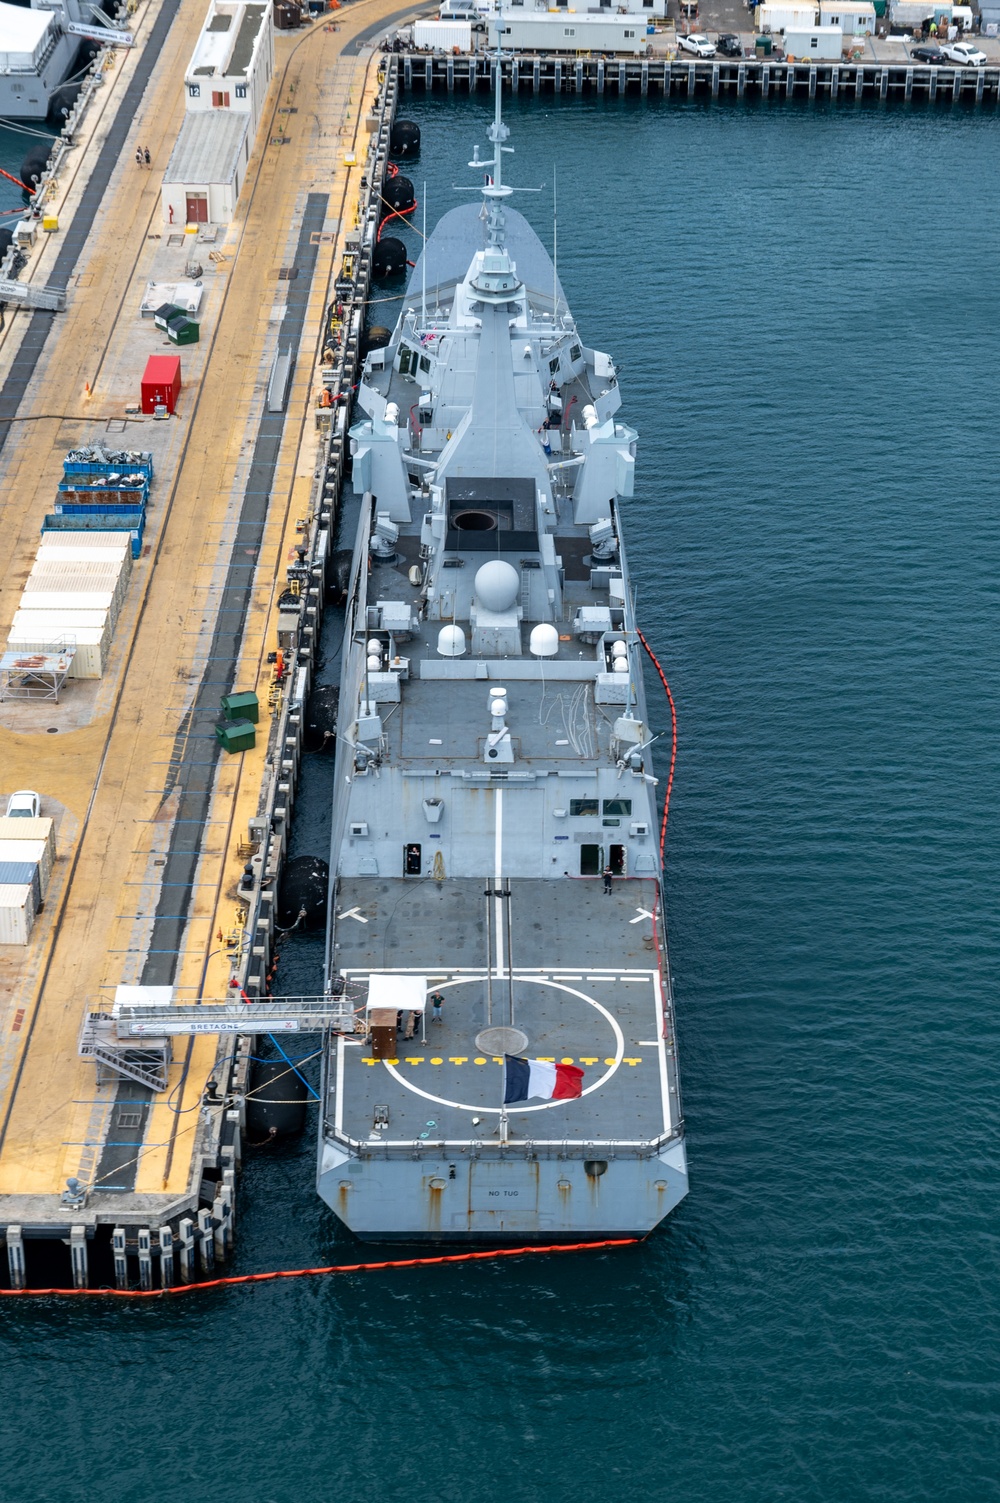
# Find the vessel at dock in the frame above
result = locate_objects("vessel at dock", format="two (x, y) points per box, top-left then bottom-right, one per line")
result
(318, 66), (687, 1242)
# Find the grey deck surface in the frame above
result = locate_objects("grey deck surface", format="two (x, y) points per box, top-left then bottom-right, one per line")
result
(332, 876), (669, 1147)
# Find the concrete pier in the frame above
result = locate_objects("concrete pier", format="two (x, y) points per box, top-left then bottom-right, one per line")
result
(397, 50), (1000, 104)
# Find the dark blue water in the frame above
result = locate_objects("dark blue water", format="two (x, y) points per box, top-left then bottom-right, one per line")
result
(3, 96), (999, 1502)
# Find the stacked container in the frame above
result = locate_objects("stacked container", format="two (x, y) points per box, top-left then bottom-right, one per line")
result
(0, 815), (54, 943)
(0, 883), (36, 945)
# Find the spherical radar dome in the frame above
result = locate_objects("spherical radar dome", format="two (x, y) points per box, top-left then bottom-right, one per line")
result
(529, 623), (559, 657)
(437, 624), (467, 658)
(474, 560), (520, 614)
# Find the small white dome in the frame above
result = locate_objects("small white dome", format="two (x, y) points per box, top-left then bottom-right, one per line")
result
(474, 559), (520, 614)
(366, 654), (382, 672)
(529, 623), (559, 657)
(366, 639), (382, 655)
(612, 658), (629, 674)
(611, 639), (628, 659)
(436, 624), (467, 658)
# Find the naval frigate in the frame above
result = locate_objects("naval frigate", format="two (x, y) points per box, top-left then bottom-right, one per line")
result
(318, 73), (687, 1242)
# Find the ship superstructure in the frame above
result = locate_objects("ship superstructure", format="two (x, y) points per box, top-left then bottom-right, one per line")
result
(318, 75), (687, 1241)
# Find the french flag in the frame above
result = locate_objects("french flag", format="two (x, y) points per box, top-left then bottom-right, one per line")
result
(503, 1056), (584, 1104)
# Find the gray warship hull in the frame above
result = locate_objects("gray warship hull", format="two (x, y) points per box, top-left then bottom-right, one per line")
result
(318, 86), (687, 1243)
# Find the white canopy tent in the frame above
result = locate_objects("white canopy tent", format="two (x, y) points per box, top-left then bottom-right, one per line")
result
(365, 975), (427, 1015)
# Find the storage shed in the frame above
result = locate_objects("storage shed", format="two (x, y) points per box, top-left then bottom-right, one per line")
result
(487, 13), (649, 52)
(140, 354), (182, 414)
(160, 110), (250, 228)
(818, 0), (875, 29)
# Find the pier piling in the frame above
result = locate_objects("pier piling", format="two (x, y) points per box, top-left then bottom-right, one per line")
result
(6, 1226), (25, 1290)
(112, 1226), (128, 1290)
(159, 1225), (175, 1289)
(137, 1227), (153, 1291)
(197, 1207), (215, 1273)
(70, 1226), (88, 1290)
(178, 1217), (195, 1283)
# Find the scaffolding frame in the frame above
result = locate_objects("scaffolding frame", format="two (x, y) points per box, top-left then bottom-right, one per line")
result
(0, 639), (76, 702)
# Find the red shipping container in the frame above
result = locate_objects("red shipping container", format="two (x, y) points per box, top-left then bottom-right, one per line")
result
(140, 353), (182, 414)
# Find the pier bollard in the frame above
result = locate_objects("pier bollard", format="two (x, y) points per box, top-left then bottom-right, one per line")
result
(137, 1228), (153, 1291)
(6, 1225), (25, 1290)
(70, 1226), (88, 1290)
(159, 1226), (175, 1289)
(178, 1218), (195, 1284)
(112, 1227), (128, 1290)
(197, 1207), (215, 1273)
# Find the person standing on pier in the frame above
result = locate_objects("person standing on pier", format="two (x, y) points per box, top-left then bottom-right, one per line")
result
(144, 148), (151, 167)
(135, 147), (143, 167)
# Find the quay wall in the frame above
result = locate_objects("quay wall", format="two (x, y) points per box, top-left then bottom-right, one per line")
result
(398, 49), (1000, 104)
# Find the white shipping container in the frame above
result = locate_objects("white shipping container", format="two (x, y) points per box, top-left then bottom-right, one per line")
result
(755, 3), (820, 30)
(27, 558), (129, 611)
(6, 626), (110, 678)
(488, 13), (648, 51)
(785, 23), (843, 51)
(37, 530), (133, 553)
(18, 590), (119, 632)
(0, 840), (51, 896)
(0, 816), (56, 869)
(0, 882), (37, 946)
(818, 0), (875, 31)
(413, 18), (472, 48)
(11, 609), (112, 673)
(889, 0), (934, 20)
(36, 540), (132, 586)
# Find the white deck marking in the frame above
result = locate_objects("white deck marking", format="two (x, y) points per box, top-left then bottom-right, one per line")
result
(653, 970), (672, 1134)
(494, 785), (504, 977)
(338, 907), (369, 924)
(382, 978), (625, 1115)
(630, 907), (654, 925)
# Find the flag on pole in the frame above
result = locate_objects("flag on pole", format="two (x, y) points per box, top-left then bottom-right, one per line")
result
(503, 1055), (584, 1104)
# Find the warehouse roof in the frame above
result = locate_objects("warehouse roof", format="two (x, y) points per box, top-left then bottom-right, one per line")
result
(162, 111), (248, 187)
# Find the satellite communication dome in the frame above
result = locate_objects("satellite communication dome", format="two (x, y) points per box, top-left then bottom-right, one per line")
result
(529, 623), (559, 657)
(436, 624), (467, 657)
(611, 639), (628, 659)
(474, 559), (520, 614)
(613, 658), (629, 674)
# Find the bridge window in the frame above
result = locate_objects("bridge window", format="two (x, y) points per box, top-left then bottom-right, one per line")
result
(570, 798), (599, 817)
(602, 797), (632, 817)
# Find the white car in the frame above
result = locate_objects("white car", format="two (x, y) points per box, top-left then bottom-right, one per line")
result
(678, 32), (717, 56)
(941, 41), (987, 65)
(5, 790), (40, 819)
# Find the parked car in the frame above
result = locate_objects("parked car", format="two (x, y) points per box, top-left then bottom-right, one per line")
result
(678, 32), (717, 55)
(910, 43), (945, 61)
(5, 790), (40, 819)
(717, 33), (744, 54)
(941, 40), (987, 64)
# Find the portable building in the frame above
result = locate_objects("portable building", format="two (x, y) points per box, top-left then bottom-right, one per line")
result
(0, 816), (56, 872)
(26, 558), (129, 615)
(140, 354), (182, 415)
(818, 0), (875, 29)
(0, 861), (41, 912)
(755, 2), (819, 28)
(42, 515), (144, 557)
(0, 837), (53, 893)
(36, 545), (133, 574)
(36, 530), (134, 557)
(488, 13), (648, 51)
(0, 883), (36, 946)
(17, 590), (119, 634)
(889, 0), (934, 21)
(12, 610), (112, 682)
(785, 23), (843, 50)
(160, 111), (250, 229)
(413, 18), (473, 48)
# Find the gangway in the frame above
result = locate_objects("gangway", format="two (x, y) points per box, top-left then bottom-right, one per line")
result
(0, 279), (67, 312)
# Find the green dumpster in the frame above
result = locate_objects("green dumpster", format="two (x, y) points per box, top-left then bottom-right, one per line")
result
(216, 719), (256, 752)
(221, 690), (259, 724)
(755, 34), (772, 53)
(167, 316), (199, 346)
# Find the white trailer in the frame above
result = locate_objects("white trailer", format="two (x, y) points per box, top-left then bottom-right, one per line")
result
(488, 13), (649, 52)
(818, 0), (875, 31)
(784, 23), (844, 52)
(755, 3), (819, 30)
(413, 18), (473, 49)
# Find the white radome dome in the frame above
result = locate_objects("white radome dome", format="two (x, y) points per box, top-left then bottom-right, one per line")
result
(474, 559), (520, 614)
(436, 624), (467, 657)
(612, 658), (629, 674)
(611, 639), (628, 659)
(529, 623), (559, 657)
